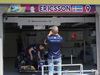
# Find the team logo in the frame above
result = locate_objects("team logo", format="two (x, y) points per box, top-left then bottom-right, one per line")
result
(10, 4), (19, 12)
(54, 37), (56, 39)
(85, 5), (91, 12)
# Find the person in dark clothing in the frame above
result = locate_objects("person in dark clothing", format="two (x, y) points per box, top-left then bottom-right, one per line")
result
(25, 44), (44, 69)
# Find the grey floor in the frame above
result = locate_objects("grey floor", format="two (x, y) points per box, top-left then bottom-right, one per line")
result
(4, 58), (97, 75)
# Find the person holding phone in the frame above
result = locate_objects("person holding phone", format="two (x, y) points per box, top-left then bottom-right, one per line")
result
(44, 26), (63, 75)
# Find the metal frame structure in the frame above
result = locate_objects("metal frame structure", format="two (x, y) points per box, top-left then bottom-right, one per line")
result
(42, 64), (98, 75)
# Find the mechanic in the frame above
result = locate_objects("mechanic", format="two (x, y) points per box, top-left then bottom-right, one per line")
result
(25, 44), (44, 69)
(44, 26), (63, 75)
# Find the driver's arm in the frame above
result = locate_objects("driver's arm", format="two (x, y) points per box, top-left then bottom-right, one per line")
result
(44, 39), (47, 45)
(29, 47), (34, 60)
(38, 50), (42, 61)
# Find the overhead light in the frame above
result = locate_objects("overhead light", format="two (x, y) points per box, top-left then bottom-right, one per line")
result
(20, 26), (22, 29)
(52, 16), (57, 18)
(49, 27), (52, 29)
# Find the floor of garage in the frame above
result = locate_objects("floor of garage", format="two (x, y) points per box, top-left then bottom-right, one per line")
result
(4, 58), (97, 75)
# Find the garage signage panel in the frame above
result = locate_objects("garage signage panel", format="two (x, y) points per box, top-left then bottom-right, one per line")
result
(72, 33), (76, 38)
(7, 4), (96, 13)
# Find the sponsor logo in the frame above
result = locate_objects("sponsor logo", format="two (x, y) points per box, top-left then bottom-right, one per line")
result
(85, 5), (91, 12)
(39, 5), (71, 12)
(54, 37), (56, 39)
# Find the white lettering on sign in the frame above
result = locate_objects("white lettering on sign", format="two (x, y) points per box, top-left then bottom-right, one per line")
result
(39, 5), (71, 12)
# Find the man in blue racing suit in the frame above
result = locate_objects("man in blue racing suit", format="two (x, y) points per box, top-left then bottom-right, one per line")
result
(44, 26), (63, 75)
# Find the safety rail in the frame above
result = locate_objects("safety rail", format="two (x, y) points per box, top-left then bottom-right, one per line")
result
(42, 64), (98, 75)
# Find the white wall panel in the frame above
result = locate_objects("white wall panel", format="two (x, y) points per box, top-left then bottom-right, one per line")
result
(85, 17), (95, 23)
(4, 17), (95, 25)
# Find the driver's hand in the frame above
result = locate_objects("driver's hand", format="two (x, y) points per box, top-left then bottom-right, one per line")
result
(40, 59), (43, 61)
(48, 31), (53, 36)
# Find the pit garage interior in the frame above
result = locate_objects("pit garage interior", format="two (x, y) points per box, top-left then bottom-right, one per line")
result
(3, 13), (97, 75)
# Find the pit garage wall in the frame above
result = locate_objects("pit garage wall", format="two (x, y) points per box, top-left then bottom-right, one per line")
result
(3, 30), (83, 57)
(3, 33), (21, 57)
(0, 4), (9, 75)
(96, 6), (100, 74)
(21, 31), (83, 57)
(4, 30), (93, 58)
